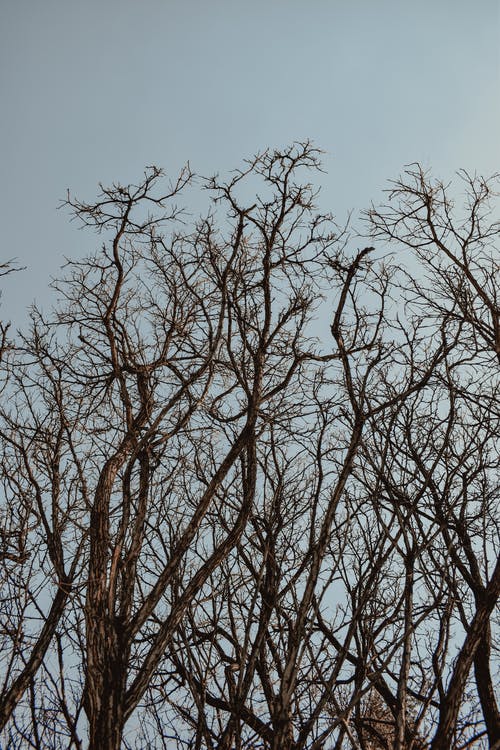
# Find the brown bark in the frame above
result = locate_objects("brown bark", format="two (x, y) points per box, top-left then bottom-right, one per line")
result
(83, 443), (138, 746)
(86, 622), (129, 750)
(431, 555), (500, 750)
(474, 626), (500, 747)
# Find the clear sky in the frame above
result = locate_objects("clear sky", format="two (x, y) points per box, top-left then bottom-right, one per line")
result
(1, 0), (499, 324)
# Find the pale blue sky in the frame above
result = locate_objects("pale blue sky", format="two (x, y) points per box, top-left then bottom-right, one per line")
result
(1, 0), (499, 323)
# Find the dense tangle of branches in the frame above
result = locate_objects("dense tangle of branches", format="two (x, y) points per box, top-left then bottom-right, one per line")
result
(0, 144), (498, 749)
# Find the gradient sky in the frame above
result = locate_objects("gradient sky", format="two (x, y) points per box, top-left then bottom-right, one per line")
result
(1, 0), (499, 324)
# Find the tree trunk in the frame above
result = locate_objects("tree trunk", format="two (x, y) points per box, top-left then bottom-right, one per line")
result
(85, 618), (129, 750)
(272, 702), (295, 750)
(474, 625), (500, 747)
(431, 557), (500, 750)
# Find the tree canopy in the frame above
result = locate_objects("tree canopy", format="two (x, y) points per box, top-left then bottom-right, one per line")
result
(0, 143), (498, 749)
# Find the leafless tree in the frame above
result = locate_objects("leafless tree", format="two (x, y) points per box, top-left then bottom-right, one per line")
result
(0, 147), (498, 750)
(365, 167), (500, 750)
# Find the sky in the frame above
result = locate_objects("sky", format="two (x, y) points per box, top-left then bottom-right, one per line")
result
(1, 0), (499, 325)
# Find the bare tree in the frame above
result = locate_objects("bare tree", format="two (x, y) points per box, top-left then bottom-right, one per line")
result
(366, 166), (500, 750)
(0, 148), (498, 750)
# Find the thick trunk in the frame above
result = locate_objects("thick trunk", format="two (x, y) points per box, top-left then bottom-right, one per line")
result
(474, 625), (500, 747)
(271, 703), (294, 750)
(431, 557), (500, 750)
(85, 619), (129, 750)
(84, 446), (135, 749)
